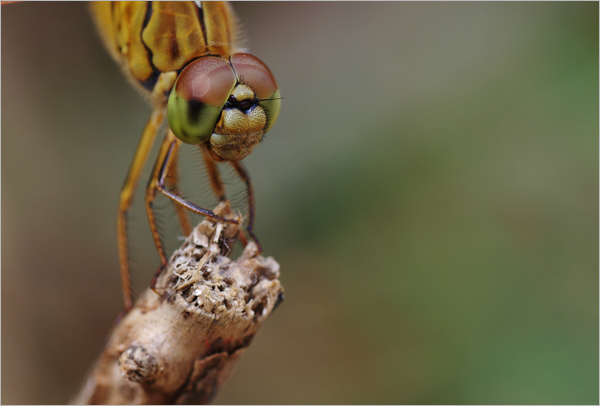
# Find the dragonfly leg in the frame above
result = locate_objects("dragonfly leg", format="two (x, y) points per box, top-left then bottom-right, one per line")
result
(165, 150), (193, 237)
(200, 144), (227, 201)
(231, 161), (262, 253)
(146, 131), (239, 293)
(117, 107), (164, 310)
(145, 131), (180, 276)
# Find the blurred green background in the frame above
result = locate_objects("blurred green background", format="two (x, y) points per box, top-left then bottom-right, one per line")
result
(2, 2), (598, 404)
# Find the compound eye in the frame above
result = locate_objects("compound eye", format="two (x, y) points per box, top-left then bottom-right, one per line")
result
(230, 53), (281, 132)
(168, 56), (237, 144)
(230, 54), (278, 99)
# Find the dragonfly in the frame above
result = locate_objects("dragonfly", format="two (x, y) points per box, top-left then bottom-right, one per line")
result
(90, 1), (281, 310)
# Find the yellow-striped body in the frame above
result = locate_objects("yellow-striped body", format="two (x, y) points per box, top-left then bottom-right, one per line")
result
(90, 1), (241, 102)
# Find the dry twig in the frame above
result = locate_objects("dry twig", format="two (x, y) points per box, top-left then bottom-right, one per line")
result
(72, 202), (283, 404)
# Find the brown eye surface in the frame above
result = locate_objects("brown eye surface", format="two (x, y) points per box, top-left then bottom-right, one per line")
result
(230, 53), (281, 133)
(167, 56), (237, 144)
(230, 53), (279, 99)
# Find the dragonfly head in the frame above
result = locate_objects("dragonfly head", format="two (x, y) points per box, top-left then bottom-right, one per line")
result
(167, 54), (281, 162)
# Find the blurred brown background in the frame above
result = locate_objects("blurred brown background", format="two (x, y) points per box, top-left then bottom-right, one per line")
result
(2, 2), (598, 404)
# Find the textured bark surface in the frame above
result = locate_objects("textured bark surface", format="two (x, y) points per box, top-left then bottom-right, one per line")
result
(72, 202), (283, 404)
